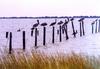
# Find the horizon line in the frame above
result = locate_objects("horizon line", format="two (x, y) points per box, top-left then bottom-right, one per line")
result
(0, 16), (100, 19)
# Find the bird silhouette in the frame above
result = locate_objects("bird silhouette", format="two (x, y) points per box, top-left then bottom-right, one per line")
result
(64, 18), (69, 24)
(96, 19), (98, 21)
(57, 21), (63, 25)
(70, 18), (74, 21)
(33, 20), (40, 28)
(17, 28), (24, 32)
(41, 22), (47, 26)
(31, 27), (34, 30)
(91, 21), (95, 25)
(50, 19), (57, 26)
(78, 18), (84, 22)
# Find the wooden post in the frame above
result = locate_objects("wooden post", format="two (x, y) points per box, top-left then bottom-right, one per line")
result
(80, 22), (82, 37)
(59, 25), (62, 42)
(31, 30), (33, 36)
(62, 26), (65, 34)
(37, 30), (39, 36)
(35, 28), (37, 47)
(9, 32), (12, 54)
(64, 25), (69, 40)
(43, 27), (46, 45)
(82, 21), (85, 35)
(95, 20), (98, 33)
(57, 30), (59, 35)
(6, 32), (9, 38)
(52, 26), (55, 43)
(98, 20), (100, 32)
(71, 20), (76, 37)
(23, 31), (25, 51)
(91, 23), (94, 34)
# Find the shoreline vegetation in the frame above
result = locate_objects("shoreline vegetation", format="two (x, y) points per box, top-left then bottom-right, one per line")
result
(0, 16), (100, 19)
(0, 48), (100, 69)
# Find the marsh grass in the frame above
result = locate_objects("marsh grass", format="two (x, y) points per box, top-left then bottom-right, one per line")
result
(0, 49), (99, 69)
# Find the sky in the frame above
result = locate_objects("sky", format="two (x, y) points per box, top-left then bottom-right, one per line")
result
(0, 0), (100, 17)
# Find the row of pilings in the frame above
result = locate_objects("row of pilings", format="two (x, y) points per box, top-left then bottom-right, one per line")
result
(5, 18), (100, 54)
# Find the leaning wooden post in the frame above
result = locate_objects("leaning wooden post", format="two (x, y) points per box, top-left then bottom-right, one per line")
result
(9, 32), (12, 54)
(22, 31), (25, 51)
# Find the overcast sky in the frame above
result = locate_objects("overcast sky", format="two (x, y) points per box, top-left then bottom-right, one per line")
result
(0, 0), (99, 16)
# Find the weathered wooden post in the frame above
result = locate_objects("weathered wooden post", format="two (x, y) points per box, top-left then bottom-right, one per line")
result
(62, 18), (69, 40)
(41, 23), (47, 46)
(22, 31), (25, 51)
(95, 19), (98, 33)
(78, 19), (82, 37)
(70, 18), (77, 38)
(58, 21), (63, 42)
(57, 29), (59, 35)
(91, 22), (95, 34)
(78, 18), (85, 37)
(31, 28), (34, 36)
(80, 22), (82, 36)
(98, 20), (100, 32)
(62, 24), (65, 34)
(81, 19), (85, 35)
(9, 32), (12, 54)
(50, 19), (57, 43)
(34, 28), (38, 48)
(6, 32), (9, 38)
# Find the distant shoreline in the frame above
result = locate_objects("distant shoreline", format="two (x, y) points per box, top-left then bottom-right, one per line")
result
(0, 16), (100, 19)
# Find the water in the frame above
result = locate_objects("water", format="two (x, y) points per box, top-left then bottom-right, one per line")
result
(0, 18), (100, 56)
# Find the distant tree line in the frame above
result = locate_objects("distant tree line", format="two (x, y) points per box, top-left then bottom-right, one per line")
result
(0, 16), (100, 19)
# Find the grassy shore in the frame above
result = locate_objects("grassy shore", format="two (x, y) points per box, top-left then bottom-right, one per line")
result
(0, 49), (100, 69)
